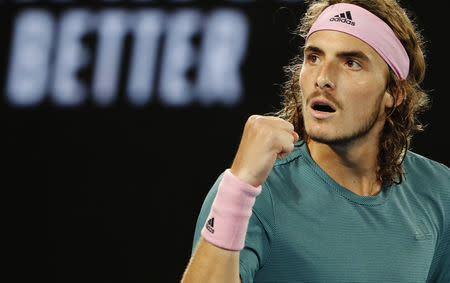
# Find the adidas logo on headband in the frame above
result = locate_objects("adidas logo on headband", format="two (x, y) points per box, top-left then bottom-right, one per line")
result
(330, 11), (355, 26)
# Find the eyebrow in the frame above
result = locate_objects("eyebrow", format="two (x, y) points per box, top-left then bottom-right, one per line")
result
(304, 45), (370, 62)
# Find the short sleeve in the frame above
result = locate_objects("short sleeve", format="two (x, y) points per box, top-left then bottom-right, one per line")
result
(426, 226), (450, 281)
(426, 173), (450, 282)
(426, 200), (450, 281)
(191, 172), (275, 283)
(239, 209), (272, 283)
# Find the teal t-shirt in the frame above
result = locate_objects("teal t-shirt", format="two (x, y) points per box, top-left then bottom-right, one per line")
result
(192, 141), (450, 282)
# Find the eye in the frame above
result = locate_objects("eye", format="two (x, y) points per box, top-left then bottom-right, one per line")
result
(346, 59), (361, 70)
(307, 54), (320, 64)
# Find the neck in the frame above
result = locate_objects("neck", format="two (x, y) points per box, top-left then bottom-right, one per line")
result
(307, 134), (382, 196)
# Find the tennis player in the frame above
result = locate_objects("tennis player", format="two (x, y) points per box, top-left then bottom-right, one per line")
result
(182, 0), (450, 282)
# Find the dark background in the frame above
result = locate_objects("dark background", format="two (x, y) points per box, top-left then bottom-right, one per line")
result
(2, 1), (448, 282)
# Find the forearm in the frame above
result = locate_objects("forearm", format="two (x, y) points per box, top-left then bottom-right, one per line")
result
(181, 237), (241, 283)
(182, 116), (297, 283)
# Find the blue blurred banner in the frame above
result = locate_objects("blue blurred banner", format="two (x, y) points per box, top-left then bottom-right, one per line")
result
(2, 1), (302, 108)
(6, 8), (248, 107)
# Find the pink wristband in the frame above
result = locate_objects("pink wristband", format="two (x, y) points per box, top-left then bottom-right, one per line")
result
(201, 169), (262, 251)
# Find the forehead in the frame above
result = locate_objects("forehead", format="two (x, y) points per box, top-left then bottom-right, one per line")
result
(306, 30), (388, 66)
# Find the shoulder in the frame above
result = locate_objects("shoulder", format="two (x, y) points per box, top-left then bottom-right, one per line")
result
(402, 151), (449, 200)
(403, 151), (450, 187)
(402, 151), (450, 227)
(403, 153), (450, 282)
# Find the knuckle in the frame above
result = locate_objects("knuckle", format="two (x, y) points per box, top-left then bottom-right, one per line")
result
(247, 115), (262, 127)
(283, 120), (294, 131)
(251, 115), (270, 131)
(288, 123), (295, 131)
(248, 115), (258, 122)
(286, 142), (295, 152)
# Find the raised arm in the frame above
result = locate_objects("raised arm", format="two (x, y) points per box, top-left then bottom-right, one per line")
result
(181, 115), (298, 282)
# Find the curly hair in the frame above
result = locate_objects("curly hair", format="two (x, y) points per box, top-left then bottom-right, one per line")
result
(277, 0), (430, 186)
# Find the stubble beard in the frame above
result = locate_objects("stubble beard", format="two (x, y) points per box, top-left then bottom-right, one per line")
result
(305, 106), (381, 147)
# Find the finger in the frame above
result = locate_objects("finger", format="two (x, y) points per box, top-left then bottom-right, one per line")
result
(276, 130), (296, 159)
(264, 116), (295, 132)
(279, 119), (295, 132)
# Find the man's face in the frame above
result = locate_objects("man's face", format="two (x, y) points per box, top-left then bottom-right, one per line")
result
(300, 30), (393, 146)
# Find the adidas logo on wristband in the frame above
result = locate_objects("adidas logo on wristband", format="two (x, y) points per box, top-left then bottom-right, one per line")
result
(206, 217), (215, 233)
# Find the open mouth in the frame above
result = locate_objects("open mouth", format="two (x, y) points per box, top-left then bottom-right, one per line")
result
(311, 102), (336, 113)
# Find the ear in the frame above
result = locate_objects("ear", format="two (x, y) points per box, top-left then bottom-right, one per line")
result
(384, 88), (405, 109)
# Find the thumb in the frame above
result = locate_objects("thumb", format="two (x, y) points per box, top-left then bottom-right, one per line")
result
(292, 131), (300, 143)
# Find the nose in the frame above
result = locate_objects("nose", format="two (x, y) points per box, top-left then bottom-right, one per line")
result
(315, 61), (336, 90)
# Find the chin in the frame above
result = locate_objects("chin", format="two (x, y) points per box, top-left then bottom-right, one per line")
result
(307, 126), (375, 147)
(305, 124), (350, 146)
(309, 134), (349, 146)
(306, 124), (336, 142)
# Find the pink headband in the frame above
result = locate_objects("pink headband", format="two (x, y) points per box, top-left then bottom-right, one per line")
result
(306, 3), (409, 80)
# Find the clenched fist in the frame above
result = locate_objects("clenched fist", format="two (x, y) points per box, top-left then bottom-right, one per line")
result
(230, 115), (299, 187)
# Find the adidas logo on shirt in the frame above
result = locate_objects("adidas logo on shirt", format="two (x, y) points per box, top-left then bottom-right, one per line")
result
(329, 11), (355, 26)
(414, 220), (432, 240)
(206, 217), (215, 233)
